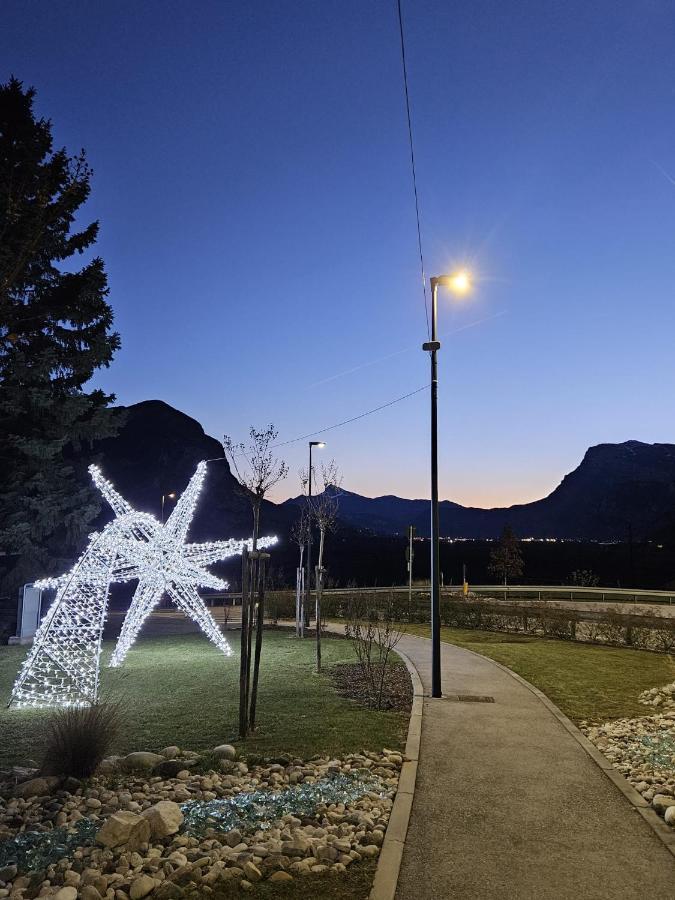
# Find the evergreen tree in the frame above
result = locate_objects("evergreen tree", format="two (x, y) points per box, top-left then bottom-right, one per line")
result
(0, 77), (121, 592)
(488, 525), (524, 585)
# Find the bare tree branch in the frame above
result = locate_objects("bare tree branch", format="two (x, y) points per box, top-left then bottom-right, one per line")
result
(224, 424), (288, 549)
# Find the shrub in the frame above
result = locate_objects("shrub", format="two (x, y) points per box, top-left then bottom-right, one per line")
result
(630, 626), (654, 650)
(344, 592), (405, 709)
(40, 700), (122, 779)
(538, 610), (578, 641)
(652, 626), (675, 653)
(602, 613), (627, 646)
(264, 591), (295, 623)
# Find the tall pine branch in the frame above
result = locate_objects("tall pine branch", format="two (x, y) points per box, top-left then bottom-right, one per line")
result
(0, 77), (121, 591)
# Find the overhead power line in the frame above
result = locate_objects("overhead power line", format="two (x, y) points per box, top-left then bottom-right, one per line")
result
(206, 384), (429, 463)
(271, 384), (429, 448)
(396, 0), (430, 339)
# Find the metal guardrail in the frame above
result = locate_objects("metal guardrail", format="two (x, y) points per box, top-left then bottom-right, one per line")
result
(210, 584), (675, 606)
(319, 585), (675, 605)
(455, 585), (675, 604)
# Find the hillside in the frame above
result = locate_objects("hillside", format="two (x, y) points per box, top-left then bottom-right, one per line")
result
(285, 441), (675, 541)
(90, 400), (295, 544)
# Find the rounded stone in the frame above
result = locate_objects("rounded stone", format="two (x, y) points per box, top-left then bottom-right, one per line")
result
(269, 871), (293, 882)
(122, 752), (165, 772)
(53, 889), (78, 900)
(129, 874), (156, 899)
(213, 744), (237, 761)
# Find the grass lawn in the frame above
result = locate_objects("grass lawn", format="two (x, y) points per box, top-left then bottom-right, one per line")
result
(404, 624), (675, 722)
(0, 630), (408, 768)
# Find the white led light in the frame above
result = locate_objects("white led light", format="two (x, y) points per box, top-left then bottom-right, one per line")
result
(10, 461), (277, 709)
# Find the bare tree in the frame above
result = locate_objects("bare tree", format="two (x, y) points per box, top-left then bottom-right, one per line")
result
(223, 425), (288, 735)
(224, 424), (288, 549)
(310, 460), (342, 672)
(344, 592), (405, 709)
(290, 507), (310, 637)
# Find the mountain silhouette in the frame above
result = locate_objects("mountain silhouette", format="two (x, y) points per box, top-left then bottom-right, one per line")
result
(284, 440), (675, 540)
(87, 402), (675, 543)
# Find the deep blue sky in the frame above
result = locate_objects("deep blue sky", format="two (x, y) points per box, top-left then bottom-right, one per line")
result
(3, 0), (675, 505)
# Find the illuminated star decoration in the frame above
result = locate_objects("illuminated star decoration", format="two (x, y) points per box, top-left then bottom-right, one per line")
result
(10, 462), (277, 708)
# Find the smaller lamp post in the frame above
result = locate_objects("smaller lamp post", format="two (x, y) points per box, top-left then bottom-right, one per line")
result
(305, 441), (325, 629)
(161, 491), (176, 524)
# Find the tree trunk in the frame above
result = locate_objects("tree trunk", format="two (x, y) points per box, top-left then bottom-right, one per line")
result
(238, 547), (250, 738)
(296, 566), (304, 637)
(249, 554), (267, 729)
(316, 529), (326, 673)
(252, 501), (260, 551)
(245, 553), (257, 713)
(297, 546), (304, 637)
(315, 564), (322, 673)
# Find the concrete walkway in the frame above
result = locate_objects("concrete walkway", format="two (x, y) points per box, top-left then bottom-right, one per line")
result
(394, 633), (675, 900)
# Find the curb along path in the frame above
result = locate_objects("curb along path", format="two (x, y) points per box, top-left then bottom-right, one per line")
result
(390, 633), (675, 900)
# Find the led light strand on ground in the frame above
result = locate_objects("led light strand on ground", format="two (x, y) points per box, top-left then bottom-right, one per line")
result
(10, 463), (277, 709)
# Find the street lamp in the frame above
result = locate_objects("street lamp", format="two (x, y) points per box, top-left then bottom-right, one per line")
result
(161, 491), (176, 524)
(423, 270), (473, 698)
(306, 441), (325, 630)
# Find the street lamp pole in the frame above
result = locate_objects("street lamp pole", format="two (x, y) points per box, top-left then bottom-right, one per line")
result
(422, 269), (472, 699)
(305, 441), (325, 631)
(161, 491), (176, 525)
(424, 279), (442, 698)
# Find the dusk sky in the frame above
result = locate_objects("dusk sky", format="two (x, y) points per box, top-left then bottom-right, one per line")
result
(3, 0), (675, 506)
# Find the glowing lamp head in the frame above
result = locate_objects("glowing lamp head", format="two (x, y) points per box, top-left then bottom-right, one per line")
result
(436, 270), (472, 296)
(167, 492), (176, 499)
(310, 441), (325, 448)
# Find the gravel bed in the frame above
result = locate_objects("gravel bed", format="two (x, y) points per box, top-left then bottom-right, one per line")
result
(0, 746), (402, 898)
(582, 680), (675, 828)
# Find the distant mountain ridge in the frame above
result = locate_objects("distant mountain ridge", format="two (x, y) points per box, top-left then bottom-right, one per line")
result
(88, 402), (675, 543)
(284, 440), (675, 541)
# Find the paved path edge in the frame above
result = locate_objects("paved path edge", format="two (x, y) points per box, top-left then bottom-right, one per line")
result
(369, 644), (424, 900)
(455, 641), (675, 858)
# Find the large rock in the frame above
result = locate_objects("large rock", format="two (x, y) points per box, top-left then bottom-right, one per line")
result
(652, 794), (675, 813)
(281, 839), (310, 857)
(53, 889), (78, 900)
(12, 776), (60, 798)
(96, 810), (151, 850)
(269, 871), (293, 883)
(98, 756), (123, 774)
(130, 875), (156, 899)
(242, 862), (262, 882)
(80, 886), (104, 900)
(142, 800), (184, 838)
(122, 752), (165, 772)
(212, 744), (237, 760)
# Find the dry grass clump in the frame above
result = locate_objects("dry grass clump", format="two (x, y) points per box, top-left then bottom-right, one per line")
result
(40, 700), (122, 778)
